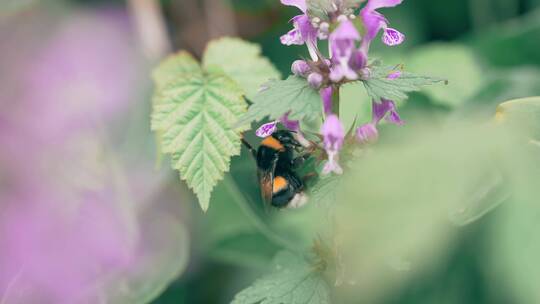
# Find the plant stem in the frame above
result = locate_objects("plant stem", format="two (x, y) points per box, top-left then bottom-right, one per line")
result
(331, 85), (340, 117)
(223, 175), (304, 254)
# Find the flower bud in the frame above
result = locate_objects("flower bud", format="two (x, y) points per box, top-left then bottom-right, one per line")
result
(307, 72), (323, 89)
(291, 60), (311, 76)
(356, 123), (378, 144)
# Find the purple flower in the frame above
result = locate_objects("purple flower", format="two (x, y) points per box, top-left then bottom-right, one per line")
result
(255, 121), (278, 137)
(321, 86), (333, 114)
(360, 0), (404, 54)
(356, 122), (379, 143)
(329, 20), (361, 82)
(280, 0), (319, 61)
(321, 114), (345, 175)
(280, 113), (311, 147)
(355, 98), (403, 144)
(372, 98), (404, 125)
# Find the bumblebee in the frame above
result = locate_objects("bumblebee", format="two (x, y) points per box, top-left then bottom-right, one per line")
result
(242, 130), (311, 209)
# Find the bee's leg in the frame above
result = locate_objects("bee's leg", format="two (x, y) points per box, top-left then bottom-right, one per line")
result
(241, 138), (257, 159)
(302, 172), (317, 183)
(291, 153), (311, 169)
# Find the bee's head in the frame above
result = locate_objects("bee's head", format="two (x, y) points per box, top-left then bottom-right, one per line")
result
(272, 130), (301, 148)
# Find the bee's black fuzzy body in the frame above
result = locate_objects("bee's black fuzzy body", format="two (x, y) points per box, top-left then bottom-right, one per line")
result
(247, 130), (309, 209)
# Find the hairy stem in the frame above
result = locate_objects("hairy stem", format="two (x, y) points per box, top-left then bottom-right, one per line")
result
(223, 175), (304, 254)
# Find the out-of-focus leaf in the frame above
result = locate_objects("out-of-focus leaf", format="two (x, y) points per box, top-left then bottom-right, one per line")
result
(339, 82), (371, 129)
(208, 232), (279, 270)
(235, 76), (323, 127)
(151, 53), (248, 211)
(495, 96), (540, 141)
(231, 251), (331, 304)
(309, 174), (342, 209)
(407, 43), (483, 107)
(203, 37), (281, 100)
(483, 96), (540, 304)
(363, 64), (446, 102)
(471, 9), (540, 67)
(448, 169), (509, 226)
(334, 115), (527, 302)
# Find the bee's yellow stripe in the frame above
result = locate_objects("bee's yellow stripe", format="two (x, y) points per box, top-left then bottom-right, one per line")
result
(273, 176), (288, 193)
(261, 136), (285, 151)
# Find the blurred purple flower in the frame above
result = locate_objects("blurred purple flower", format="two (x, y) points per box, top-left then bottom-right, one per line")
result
(356, 122), (379, 143)
(360, 0), (404, 54)
(280, 0), (319, 60)
(355, 98), (403, 144)
(0, 8), (188, 304)
(372, 98), (404, 125)
(321, 114), (345, 175)
(329, 19), (360, 82)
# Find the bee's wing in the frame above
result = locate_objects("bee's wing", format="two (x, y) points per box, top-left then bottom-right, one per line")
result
(258, 154), (278, 210)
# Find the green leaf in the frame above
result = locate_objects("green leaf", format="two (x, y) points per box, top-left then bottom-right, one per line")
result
(407, 43), (483, 107)
(339, 82), (372, 129)
(309, 175), (342, 209)
(231, 251), (331, 304)
(363, 64), (446, 102)
(306, 0), (333, 20)
(307, 0), (364, 20)
(236, 76), (323, 126)
(203, 37), (281, 100)
(151, 54), (248, 211)
(495, 96), (540, 145)
(152, 51), (200, 88)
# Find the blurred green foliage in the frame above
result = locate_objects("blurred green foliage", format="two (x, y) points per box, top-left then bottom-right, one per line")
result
(32, 0), (538, 302)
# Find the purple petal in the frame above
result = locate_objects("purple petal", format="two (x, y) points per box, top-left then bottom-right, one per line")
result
(387, 70), (401, 79)
(281, 0), (307, 12)
(321, 114), (345, 152)
(386, 108), (404, 125)
(255, 121), (278, 138)
(365, 0), (404, 10)
(281, 14), (319, 60)
(280, 113), (300, 131)
(356, 123), (379, 143)
(280, 28), (303, 45)
(360, 10), (387, 45)
(322, 152), (343, 175)
(382, 27), (405, 46)
(329, 63), (358, 82)
(320, 87), (333, 115)
(331, 19), (361, 42)
(371, 99), (404, 125)
(350, 50), (367, 70)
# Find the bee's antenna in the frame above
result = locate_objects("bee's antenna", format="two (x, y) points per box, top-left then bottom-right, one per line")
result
(241, 138), (257, 159)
